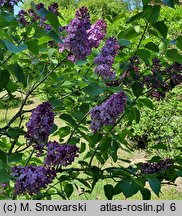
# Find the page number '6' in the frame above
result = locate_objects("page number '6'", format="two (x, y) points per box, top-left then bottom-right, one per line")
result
(170, 203), (176, 211)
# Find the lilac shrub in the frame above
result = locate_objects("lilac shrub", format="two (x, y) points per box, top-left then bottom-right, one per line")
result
(90, 91), (127, 133)
(94, 37), (119, 81)
(12, 166), (56, 196)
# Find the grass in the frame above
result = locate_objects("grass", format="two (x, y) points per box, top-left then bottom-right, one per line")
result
(0, 93), (182, 200)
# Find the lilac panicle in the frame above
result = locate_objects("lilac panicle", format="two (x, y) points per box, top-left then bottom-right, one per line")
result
(59, 7), (106, 62)
(90, 91), (127, 133)
(25, 101), (54, 144)
(94, 37), (119, 80)
(12, 165), (56, 196)
(141, 158), (173, 174)
(87, 19), (107, 48)
(44, 141), (79, 167)
(59, 7), (91, 62)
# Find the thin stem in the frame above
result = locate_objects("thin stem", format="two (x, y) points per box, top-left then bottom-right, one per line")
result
(15, 144), (31, 153)
(7, 115), (25, 156)
(66, 111), (90, 144)
(24, 149), (35, 166)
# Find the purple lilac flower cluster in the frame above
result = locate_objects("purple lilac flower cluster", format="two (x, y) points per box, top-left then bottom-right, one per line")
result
(59, 7), (106, 62)
(143, 59), (182, 100)
(17, 2), (58, 30)
(44, 141), (79, 167)
(90, 91), (127, 133)
(141, 158), (173, 174)
(25, 101), (54, 145)
(59, 7), (91, 62)
(94, 37), (119, 81)
(12, 165), (56, 196)
(0, 0), (20, 11)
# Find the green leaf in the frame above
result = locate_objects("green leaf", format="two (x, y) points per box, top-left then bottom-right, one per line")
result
(99, 136), (112, 152)
(166, 49), (182, 64)
(36, 8), (48, 18)
(78, 161), (88, 167)
(38, 35), (52, 45)
(8, 153), (23, 163)
(83, 83), (104, 96)
(150, 144), (168, 150)
(118, 27), (140, 40)
(132, 82), (143, 97)
(80, 142), (86, 153)
(104, 184), (114, 200)
(26, 39), (39, 55)
(14, 63), (26, 87)
(142, 0), (151, 6)
(138, 98), (154, 109)
(0, 169), (11, 183)
(132, 107), (140, 123)
(75, 60), (88, 66)
(140, 188), (151, 200)
(50, 124), (58, 134)
(0, 70), (10, 91)
(64, 183), (73, 198)
(7, 127), (25, 139)
(80, 103), (89, 114)
(162, 0), (175, 8)
(0, 150), (7, 165)
(0, 48), (4, 61)
(177, 169), (182, 177)
(53, 126), (70, 138)
(4, 40), (27, 53)
(153, 21), (168, 38)
(118, 39), (131, 47)
(147, 177), (161, 197)
(46, 12), (60, 32)
(88, 133), (103, 148)
(137, 49), (151, 60)
(145, 42), (159, 52)
(176, 36), (182, 50)
(143, 5), (161, 24)
(0, 14), (16, 28)
(114, 178), (140, 198)
(76, 178), (91, 189)
(48, 31), (63, 43)
(126, 12), (144, 23)
(60, 114), (77, 128)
